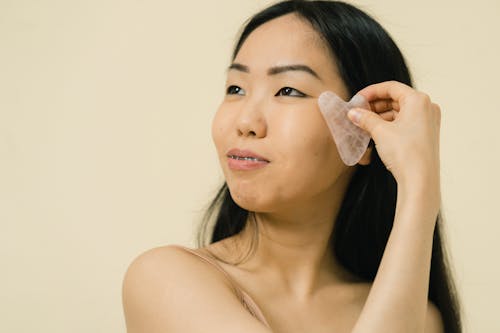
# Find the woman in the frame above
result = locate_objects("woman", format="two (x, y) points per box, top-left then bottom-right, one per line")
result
(122, 1), (461, 332)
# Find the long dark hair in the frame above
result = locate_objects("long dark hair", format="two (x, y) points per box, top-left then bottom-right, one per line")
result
(196, 1), (461, 331)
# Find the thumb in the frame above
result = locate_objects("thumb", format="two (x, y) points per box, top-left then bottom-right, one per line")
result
(347, 107), (383, 133)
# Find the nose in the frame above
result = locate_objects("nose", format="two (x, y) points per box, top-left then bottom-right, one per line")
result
(235, 98), (267, 138)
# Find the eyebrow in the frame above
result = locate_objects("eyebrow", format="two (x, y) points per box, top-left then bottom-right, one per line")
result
(227, 62), (323, 82)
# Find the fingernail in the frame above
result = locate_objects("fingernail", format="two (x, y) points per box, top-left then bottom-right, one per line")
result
(348, 109), (361, 124)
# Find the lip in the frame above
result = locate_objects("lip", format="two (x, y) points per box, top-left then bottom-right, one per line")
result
(226, 148), (270, 171)
(226, 148), (270, 162)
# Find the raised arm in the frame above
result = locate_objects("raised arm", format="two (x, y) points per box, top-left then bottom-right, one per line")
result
(347, 81), (444, 333)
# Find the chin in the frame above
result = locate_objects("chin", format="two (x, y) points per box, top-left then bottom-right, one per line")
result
(228, 186), (276, 213)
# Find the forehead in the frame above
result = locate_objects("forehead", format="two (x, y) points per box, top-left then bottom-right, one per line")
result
(234, 13), (338, 78)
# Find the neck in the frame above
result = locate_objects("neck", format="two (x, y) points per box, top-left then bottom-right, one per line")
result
(230, 167), (359, 302)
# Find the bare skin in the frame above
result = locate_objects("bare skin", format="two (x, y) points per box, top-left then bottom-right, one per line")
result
(196, 232), (373, 332)
(123, 12), (444, 333)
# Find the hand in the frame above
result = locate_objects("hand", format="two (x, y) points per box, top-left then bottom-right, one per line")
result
(348, 81), (441, 189)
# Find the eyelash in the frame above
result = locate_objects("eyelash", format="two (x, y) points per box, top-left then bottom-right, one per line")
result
(226, 85), (306, 97)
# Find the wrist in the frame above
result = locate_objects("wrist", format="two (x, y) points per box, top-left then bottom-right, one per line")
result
(396, 181), (441, 224)
(397, 167), (440, 196)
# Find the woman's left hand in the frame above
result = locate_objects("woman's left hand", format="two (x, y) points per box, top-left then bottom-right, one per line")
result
(348, 81), (441, 192)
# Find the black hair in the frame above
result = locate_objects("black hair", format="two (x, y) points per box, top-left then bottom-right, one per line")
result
(196, 1), (461, 332)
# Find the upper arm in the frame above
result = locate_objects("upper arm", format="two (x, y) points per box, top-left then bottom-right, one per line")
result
(425, 301), (445, 333)
(122, 245), (274, 333)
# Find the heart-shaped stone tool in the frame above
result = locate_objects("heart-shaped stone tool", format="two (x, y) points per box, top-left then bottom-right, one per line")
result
(318, 91), (372, 166)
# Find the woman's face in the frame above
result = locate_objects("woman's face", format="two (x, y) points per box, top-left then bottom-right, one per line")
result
(212, 13), (355, 212)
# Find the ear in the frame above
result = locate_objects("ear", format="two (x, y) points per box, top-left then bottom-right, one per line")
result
(357, 145), (373, 166)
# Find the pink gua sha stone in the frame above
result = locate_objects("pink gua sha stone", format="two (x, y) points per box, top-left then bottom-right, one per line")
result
(317, 91), (372, 166)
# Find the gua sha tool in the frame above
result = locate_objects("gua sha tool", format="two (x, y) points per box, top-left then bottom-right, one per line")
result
(318, 91), (371, 166)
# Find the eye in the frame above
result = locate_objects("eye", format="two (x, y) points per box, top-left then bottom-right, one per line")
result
(276, 87), (305, 97)
(226, 85), (245, 95)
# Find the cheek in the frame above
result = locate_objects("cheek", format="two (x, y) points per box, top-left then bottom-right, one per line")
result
(211, 105), (241, 184)
(270, 107), (343, 191)
(211, 106), (232, 153)
(275, 106), (336, 163)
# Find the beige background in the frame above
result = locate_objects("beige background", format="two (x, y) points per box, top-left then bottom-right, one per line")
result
(1, 0), (498, 332)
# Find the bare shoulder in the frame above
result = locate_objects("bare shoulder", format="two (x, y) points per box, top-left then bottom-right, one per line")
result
(122, 245), (273, 333)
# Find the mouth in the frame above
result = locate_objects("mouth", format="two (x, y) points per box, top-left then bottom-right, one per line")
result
(227, 155), (269, 162)
(226, 148), (270, 171)
(226, 148), (270, 162)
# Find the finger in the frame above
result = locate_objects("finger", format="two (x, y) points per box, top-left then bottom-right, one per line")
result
(431, 103), (440, 112)
(432, 102), (441, 127)
(357, 80), (414, 104)
(379, 110), (397, 121)
(369, 99), (400, 113)
(347, 107), (386, 135)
